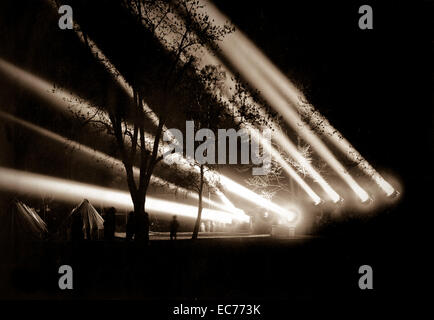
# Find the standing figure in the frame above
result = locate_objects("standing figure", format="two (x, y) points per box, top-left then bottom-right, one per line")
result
(170, 215), (179, 240)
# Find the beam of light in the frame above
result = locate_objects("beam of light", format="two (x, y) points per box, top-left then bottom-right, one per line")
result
(0, 57), (237, 212)
(196, 45), (340, 202)
(216, 174), (297, 222)
(249, 126), (322, 204)
(204, 70), (332, 203)
(0, 58), (254, 219)
(169, 150), (299, 221)
(0, 37), (298, 218)
(0, 166), (250, 224)
(69, 24), (252, 211)
(0, 110), (246, 217)
(201, 57), (339, 204)
(171, 152), (298, 222)
(50, 1), (314, 211)
(71, 21), (174, 139)
(215, 190), (246, 217)
(219, 90), (337, 203)
(0, 57), (102, 120)
(0, 49), (299, 225)
(125, 6), (331, 204)
(228, 53), (369, 202)
(66, 27), (294, 213)
(154, 2), (339, 203)
(198, 1), (393, 198)
(196, 1), (370, 203)
(74, 24), (164, 130)
(111, 2), (321, 206)
(47, 0), (166, 132)
(232, 33), (396, 197)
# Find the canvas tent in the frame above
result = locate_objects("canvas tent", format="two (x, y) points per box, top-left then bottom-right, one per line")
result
(0, 200), (47, 242)
(66, 199), (104, 240)
(0, 200), (48, 264)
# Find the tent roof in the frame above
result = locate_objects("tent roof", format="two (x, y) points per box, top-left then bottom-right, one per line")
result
(69, 199), (104, 230)
(0, 200), (47, 241)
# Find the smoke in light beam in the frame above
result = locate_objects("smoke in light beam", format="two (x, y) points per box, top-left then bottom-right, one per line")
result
(0, 167), (249, 224)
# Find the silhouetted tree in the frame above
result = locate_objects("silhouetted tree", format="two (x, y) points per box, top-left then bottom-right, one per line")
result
(56, 0), (234, 242)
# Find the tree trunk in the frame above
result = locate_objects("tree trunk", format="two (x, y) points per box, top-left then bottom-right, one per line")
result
(133, 195), (149, 243)
(192, 164), (204, 239)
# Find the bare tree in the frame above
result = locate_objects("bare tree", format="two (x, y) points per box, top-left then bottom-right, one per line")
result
(64, 0), (234, 242)
(245, 135), (325, 204)
(178, 65), (230, 239)
(172, 65), (272, 239)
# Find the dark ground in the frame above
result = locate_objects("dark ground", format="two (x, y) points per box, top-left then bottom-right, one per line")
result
(0, 229), (409, 309)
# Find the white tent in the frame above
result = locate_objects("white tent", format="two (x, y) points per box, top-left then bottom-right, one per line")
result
(0, 200), (48, 263)
(67, 199), (104, 240)
(0, 200), (47, 242)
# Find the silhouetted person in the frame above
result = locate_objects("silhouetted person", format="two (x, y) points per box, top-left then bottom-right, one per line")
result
(126, 211), (136, 241)
(170, 215), (179, 240)
(71, 212), (83, 242)
(104, 207), (116, 241)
